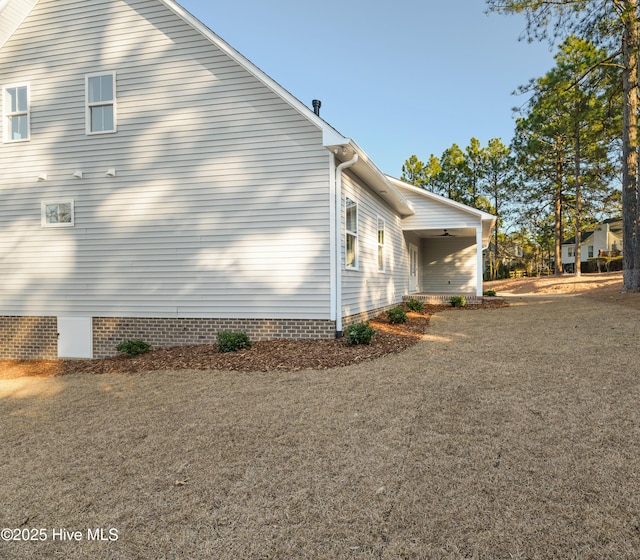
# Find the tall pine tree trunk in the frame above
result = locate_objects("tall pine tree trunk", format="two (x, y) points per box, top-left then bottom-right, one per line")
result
(555, 188), (563, 275)
(493, 192), (499, 280)
(554, 141), (563, 276)
(574, 123), (582, 278)
(621, 0), (639, 291)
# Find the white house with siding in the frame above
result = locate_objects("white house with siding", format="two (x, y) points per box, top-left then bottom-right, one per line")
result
(561, 218), (622, 272)
(0, 0), (495, 360)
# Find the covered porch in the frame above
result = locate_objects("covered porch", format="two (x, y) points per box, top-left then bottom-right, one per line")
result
(387, 178), (496, 299)
(403, 225), (491, 298)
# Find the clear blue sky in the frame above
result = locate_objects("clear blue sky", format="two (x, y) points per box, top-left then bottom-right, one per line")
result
(178, 0), (557, 177)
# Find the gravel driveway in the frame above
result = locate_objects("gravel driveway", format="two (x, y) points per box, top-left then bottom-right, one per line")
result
(1, 288), (639, 559)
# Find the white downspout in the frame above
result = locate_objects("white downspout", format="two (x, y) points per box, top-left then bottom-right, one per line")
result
(334, 152), (358, 337)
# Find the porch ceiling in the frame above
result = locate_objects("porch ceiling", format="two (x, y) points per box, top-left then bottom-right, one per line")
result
(403, 227), (477, 239)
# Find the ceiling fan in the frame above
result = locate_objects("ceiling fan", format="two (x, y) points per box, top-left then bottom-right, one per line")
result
(439, 229), (456, 237)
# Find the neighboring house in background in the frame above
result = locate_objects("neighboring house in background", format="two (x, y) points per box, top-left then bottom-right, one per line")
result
(562, 218), (622, 273)
(0, 0), (495, 360)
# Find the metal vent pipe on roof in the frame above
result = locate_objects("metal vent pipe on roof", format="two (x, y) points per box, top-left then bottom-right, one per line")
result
(312, 99), (321, 116)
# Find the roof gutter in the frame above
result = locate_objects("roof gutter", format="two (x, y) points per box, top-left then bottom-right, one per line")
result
(325, 141), (414, 217)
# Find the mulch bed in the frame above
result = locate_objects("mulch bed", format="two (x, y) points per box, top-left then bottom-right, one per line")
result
(0, 300), (507, 378)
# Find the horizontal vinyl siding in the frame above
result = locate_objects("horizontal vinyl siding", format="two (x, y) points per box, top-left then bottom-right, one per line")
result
(0, 0), (332, 320)
(341, 171), (408, 319)
(400, 188), (480, 230)
(422, 237), (477, 293)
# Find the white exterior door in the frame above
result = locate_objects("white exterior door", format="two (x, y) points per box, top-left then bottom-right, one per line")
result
(58, 317), (93, 358)
(409, 243), (419, 293)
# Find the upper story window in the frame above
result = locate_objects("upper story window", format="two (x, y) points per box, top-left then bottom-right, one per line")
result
(345, 197), (358, 269)
(3, 84), (29, 142)
(86, 72), (116, 134)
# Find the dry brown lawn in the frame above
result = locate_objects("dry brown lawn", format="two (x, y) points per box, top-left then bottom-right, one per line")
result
(1, 272), (640, 559)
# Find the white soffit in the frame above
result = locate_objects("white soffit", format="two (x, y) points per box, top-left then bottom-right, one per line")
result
(0, 0), (38, 49)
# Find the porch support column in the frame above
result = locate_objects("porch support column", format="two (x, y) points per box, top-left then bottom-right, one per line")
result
(476, 226), (483, 297)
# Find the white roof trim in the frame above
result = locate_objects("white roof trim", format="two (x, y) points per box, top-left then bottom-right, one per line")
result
(387, 176), (496, 221)
(0, 0), (38, 49)
(159, 0), (344, 140)
(159, 1), (416, 217)
(326, 141), (414, 217)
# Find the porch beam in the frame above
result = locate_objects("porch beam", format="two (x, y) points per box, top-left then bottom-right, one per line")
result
(476, 226), (483, 297)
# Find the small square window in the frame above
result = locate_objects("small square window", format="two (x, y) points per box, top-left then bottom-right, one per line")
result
(42, 201), (74, 227)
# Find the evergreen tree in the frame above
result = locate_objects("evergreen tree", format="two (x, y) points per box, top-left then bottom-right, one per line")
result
(512, 36), (620, 275)
(400, 155), (427, 189)
(487, 0), (639, 289)
(484, 138), (518, 279)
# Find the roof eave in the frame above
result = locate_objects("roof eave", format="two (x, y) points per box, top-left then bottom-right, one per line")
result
(325, 140), (414, 217)
(387, 177), (496, 221)
(0, 0), (39, 49)
(157, 2), (414, 218)
(388, 177), (497, 246)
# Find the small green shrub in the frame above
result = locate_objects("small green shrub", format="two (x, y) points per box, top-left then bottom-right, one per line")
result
(345, 322), (376, 345)
(406, 298), (424, 312)
(449, 295), (467, 308)
(116, 339), (151, 357)
(387, 306), (408, 324)
(483, 289), (497, 297)
(217, 330), (252, 353)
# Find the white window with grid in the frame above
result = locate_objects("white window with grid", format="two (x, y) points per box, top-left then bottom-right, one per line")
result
(345, 198), (358, 269)
(86, 72), (116, 134)
(3, 84), (29, 142)
(377, 216), (385, 272)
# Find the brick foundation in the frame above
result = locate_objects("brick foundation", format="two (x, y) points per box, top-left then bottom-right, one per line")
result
(1, 311), (417, 360)
(342, 303), (401, 330)
(0, 316), (58, 360)
(92, 317), (336, 358)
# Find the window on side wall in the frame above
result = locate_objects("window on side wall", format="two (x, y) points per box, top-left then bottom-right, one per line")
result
(345, 197), (358, 269)
(86, 72), (116, 134)
(42, 201), (74, 227)
(588, 245), (594, 258)
(3, 84), (29, 142)
(377, 217), (385, 272)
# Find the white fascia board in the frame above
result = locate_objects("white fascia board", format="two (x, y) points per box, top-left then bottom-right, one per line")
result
(160, 0), (330, 133)
(323, 127), (350, 148)
(0, 0), (38, 49)
(160, 1), (413, 218)
(388, 176), (496, 221)
(327, 140), (414, 217)
(389, 176), (497, 246)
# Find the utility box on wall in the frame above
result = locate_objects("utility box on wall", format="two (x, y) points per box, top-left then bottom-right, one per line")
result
(57, 317), (93, 359)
